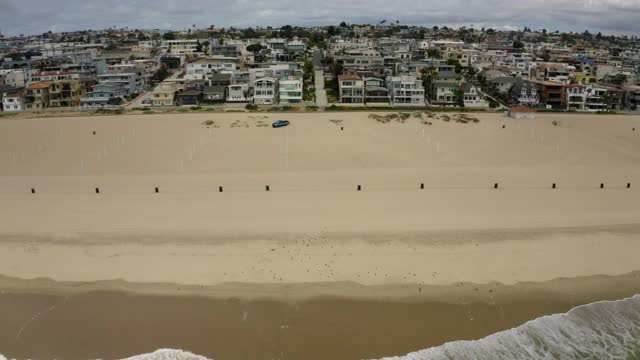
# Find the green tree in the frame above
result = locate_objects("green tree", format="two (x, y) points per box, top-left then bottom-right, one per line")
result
(447, 59), (464, 74)
(426, 49), (441, 59)
(456, 88), (465, 108)
(513, 40), (524, 49)
(152, 66), (170, 83)
(162, 31), (176, 40)
(420, 66), (438, 101)
(246, 43), (265, 53)
(303, 59), (314, 80)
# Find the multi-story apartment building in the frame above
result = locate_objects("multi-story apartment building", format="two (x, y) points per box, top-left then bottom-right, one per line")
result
(210, 43), (244, 58)
(338, 74), (364, 104)
(29, 71), (79, 84)
(531, 80), (566, 109)
(97, 73), (137, 95)
(47, 78), (85, 107)
(161, 39), (201, 56)
(386, 75), (425, 105)
(24, 82), (50, 110)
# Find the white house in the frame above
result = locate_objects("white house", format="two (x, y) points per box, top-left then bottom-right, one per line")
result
(253, 77), (278, 105)
(566, 84), (587, 111)
(227, 83), (250, 102)
(460, 83), (488, 108)
(185, 57), (239, 80)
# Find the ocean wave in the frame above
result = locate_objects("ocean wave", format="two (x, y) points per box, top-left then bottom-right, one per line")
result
(121, 349), (212, 360)
(378, 295), (640, 360)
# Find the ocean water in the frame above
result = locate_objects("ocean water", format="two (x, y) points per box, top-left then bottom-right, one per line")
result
(1, 295), (638, 360)
(381, 295), (640, 360)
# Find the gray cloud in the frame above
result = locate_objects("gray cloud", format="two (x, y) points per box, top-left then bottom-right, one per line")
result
(1, 0), (639, 36)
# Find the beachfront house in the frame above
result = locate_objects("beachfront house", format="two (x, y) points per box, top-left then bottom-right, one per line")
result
(2, 90), (24, 112)
(566, 84), (587, 111)
(202, 86), (227, 104)
(364, 77), (390, 104)
(227, 84), (250, 103)
(387, 75), (425, 105)
(253, 77), (278, 105)
(278, 77), (303, 105)
(338, 74), (365, 104)
(460, 83), (488, 108)
(176, 90), (202, 106)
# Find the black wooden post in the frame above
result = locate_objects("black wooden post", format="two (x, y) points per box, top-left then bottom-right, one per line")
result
(494, 183), (499, 189)
(31, 188), (35, 194)
(552, 183), (556, 189)
(420, 183), (424, 190)
(155, 187), (159, 193)
(357, 185), (362, 191)
(600, 183), (604, 189)
(627, 183), (631, 189)
(95, 187), (100, 194)
(266, 185), (270, 192)
(219, 186), (223, 193)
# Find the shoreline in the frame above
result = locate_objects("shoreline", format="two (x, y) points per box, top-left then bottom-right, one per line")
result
(1, 270), (639, 303)
(1, 111), (639, 359)
(1, 273), (638, 360)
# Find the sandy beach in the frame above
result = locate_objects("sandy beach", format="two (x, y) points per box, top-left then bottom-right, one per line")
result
(1, 111), (639, 359)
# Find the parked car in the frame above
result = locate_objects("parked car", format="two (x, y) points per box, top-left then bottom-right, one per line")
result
(272, 120), (290, 128)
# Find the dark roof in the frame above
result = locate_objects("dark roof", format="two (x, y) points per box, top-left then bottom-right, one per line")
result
(460, 82), (475, 93)
(490, 77), (519, 84)
(177, 90), (202, 96)
(203, 86), (226, 94)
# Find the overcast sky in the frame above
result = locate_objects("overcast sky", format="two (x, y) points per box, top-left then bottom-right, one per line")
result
(1, 0), (639, 37)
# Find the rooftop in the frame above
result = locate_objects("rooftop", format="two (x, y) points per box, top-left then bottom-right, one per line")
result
(338, 74), (362, 81)
(33, 71), (78, 76)
(27, 82), (51, 90)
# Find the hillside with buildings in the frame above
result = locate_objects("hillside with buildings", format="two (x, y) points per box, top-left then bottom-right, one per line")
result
(1, 24), (639, 113)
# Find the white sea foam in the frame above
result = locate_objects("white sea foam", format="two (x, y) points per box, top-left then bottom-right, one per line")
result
(378, 295), (640, 360)
(121, 349), (211, 360)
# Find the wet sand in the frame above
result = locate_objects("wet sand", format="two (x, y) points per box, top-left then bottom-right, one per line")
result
(2, 273), (639, 360)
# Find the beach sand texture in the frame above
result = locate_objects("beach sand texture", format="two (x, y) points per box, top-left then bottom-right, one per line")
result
(0, 111), (639, 359)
